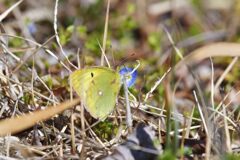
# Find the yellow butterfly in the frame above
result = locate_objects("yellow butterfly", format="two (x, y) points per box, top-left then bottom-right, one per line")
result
(70, 67), (121, 119)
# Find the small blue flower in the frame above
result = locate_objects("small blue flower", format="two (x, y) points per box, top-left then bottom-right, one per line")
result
(27, 22), (37, 35)
(119, 67), (137, 87)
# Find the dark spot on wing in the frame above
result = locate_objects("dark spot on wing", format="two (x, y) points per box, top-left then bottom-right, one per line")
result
(91, 72), (94, 77)
(111, 78), (116, 85)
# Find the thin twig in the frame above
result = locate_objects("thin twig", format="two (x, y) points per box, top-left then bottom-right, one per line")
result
(70, 114), (76, 154)
(144, 67), (171, 102)
(101, 0), (110, 66)
(161, 25), (183, 59)
(98, 40), (110, 68)
(214, 57), (238, 92)
(123, 75), (132, 131)
(0, 33), (71, 72)
(54, 0), (77, 69)
(12, 35), (55, 73)
(210, 57), (214, 109)
(193, 90), (208, 136)
(193, 90), (211, 160)
(222, 103), (232, 152)
(0, 0), (23, 22)
(207, 107), (237, 128)
(1, 37), (58, 103)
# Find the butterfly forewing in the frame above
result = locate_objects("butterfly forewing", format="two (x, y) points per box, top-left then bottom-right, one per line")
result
(70, 69), (92, 105)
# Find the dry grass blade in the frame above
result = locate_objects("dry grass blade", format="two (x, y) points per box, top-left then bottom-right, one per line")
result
(193, 90), (211, 159)
(123, 74), (132, 130)
(0, 98), (80, 136)
(100, 0), (110, 66)
(223, 104), (232, 152)
(0, 0), (23, 22)
(210, 57), (214, 109)
(176, 42), (240, 68)
(144, 67), (171, 102)
(53, 0), (76, 70)
(214, 57), (238, 91)
(0, 33), (71, 72)
(12, 35), (55, 73)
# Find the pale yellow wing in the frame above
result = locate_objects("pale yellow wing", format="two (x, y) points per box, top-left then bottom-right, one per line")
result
(70, 67), (121, 119)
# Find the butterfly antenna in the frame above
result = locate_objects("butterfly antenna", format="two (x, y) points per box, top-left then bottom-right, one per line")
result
(116, 53), (136, 68)
(110, 44), (116, 67)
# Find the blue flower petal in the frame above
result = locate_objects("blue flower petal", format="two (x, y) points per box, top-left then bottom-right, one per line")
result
(28, 22), (37, 34)
(119, 67), (137, 87)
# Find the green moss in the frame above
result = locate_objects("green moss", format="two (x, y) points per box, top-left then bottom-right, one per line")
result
(223, 153), (240, 160)
(85, 33), (101, 54)
(76, 25), (87, 38)
(8, 37), (24, 48)
(127, 3), (136, 14)
(59, 25), (74, 45)
(147, 32), (162, 52)
(22, 92), (33, 105)
(158, 149), (176, 160)
(93, 120), (118, 141)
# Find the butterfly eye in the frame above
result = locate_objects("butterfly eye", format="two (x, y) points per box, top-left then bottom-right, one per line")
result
(119, 67), (137, 87)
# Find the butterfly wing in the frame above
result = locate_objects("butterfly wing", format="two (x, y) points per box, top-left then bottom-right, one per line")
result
(70, 67), (121, 119)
